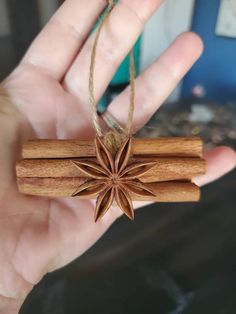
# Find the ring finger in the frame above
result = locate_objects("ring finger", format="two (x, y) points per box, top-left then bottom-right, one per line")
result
(108, 32), (203, 132)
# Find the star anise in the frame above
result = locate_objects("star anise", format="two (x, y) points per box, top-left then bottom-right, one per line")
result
(72, 136), (156, 222)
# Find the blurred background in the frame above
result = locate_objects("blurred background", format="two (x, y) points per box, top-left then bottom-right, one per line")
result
(0, 0), (236, 313)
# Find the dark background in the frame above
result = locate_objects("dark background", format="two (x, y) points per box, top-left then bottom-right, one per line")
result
(0, 0), (236, 313)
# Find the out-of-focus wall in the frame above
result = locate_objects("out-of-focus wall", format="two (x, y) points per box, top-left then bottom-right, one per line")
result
(37, 0), (58, 26)
(0, 0), (10, 36)
(183, 0), (236, 102)
(141, 0), (195, 102)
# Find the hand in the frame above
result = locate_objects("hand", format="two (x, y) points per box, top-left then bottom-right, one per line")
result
(0, 0), (235, 312)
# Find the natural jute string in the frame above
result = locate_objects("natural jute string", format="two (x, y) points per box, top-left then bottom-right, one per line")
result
(89, 0), (135, 143)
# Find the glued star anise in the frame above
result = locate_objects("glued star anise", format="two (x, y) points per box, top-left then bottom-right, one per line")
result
(72, 136), (156, 222)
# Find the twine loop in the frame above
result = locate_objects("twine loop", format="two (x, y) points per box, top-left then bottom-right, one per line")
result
(89, 0), (136, 152)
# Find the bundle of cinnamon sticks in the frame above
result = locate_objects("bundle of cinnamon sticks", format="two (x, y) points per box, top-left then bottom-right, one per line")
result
(16, 137), (206, 202)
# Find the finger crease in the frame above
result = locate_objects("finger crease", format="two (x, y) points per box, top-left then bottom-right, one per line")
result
(158, 59), (181, 81)
(119, 1), (145, 27)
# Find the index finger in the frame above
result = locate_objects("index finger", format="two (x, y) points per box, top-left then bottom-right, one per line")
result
(22, 0), (106, 80)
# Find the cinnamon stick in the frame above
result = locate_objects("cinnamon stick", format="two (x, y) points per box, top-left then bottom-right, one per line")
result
(22, 137), (203, 159)
(16, 157), (206, 183)
(17, 177), (200, 201)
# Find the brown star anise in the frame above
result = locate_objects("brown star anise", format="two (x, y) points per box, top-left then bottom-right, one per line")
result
(72, 136), (156, 222)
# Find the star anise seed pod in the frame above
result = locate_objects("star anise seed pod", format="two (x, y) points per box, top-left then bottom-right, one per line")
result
(72, 136), (156, 222)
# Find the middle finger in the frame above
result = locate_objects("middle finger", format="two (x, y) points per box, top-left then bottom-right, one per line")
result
(63, 0), (164, 102)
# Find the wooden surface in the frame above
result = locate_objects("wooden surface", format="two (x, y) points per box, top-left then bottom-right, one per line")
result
(22, 137), (203, 159)
(17, 178), (200, 201)
(16, 157), (206, 183)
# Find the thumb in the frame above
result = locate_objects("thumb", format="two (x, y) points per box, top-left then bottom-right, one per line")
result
(193, 146), (236, 186)
(0, 85), (25, 197)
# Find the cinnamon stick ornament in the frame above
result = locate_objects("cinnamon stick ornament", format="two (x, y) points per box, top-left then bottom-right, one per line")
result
(16, 0), (206, 222)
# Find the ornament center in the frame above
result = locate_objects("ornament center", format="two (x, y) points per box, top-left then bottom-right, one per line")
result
(110, 173), (119, 186)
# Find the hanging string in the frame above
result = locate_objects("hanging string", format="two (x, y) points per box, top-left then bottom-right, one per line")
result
(126, 48), (135, 134)
(89, 0), (136, 138)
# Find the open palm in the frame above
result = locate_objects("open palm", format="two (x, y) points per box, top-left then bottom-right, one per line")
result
(0, 0), (235, 311)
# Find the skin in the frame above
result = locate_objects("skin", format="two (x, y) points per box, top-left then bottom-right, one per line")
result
(0, 0), (235, 312)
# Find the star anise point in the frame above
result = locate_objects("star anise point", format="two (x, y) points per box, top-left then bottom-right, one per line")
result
(72, 136), (157, 222)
